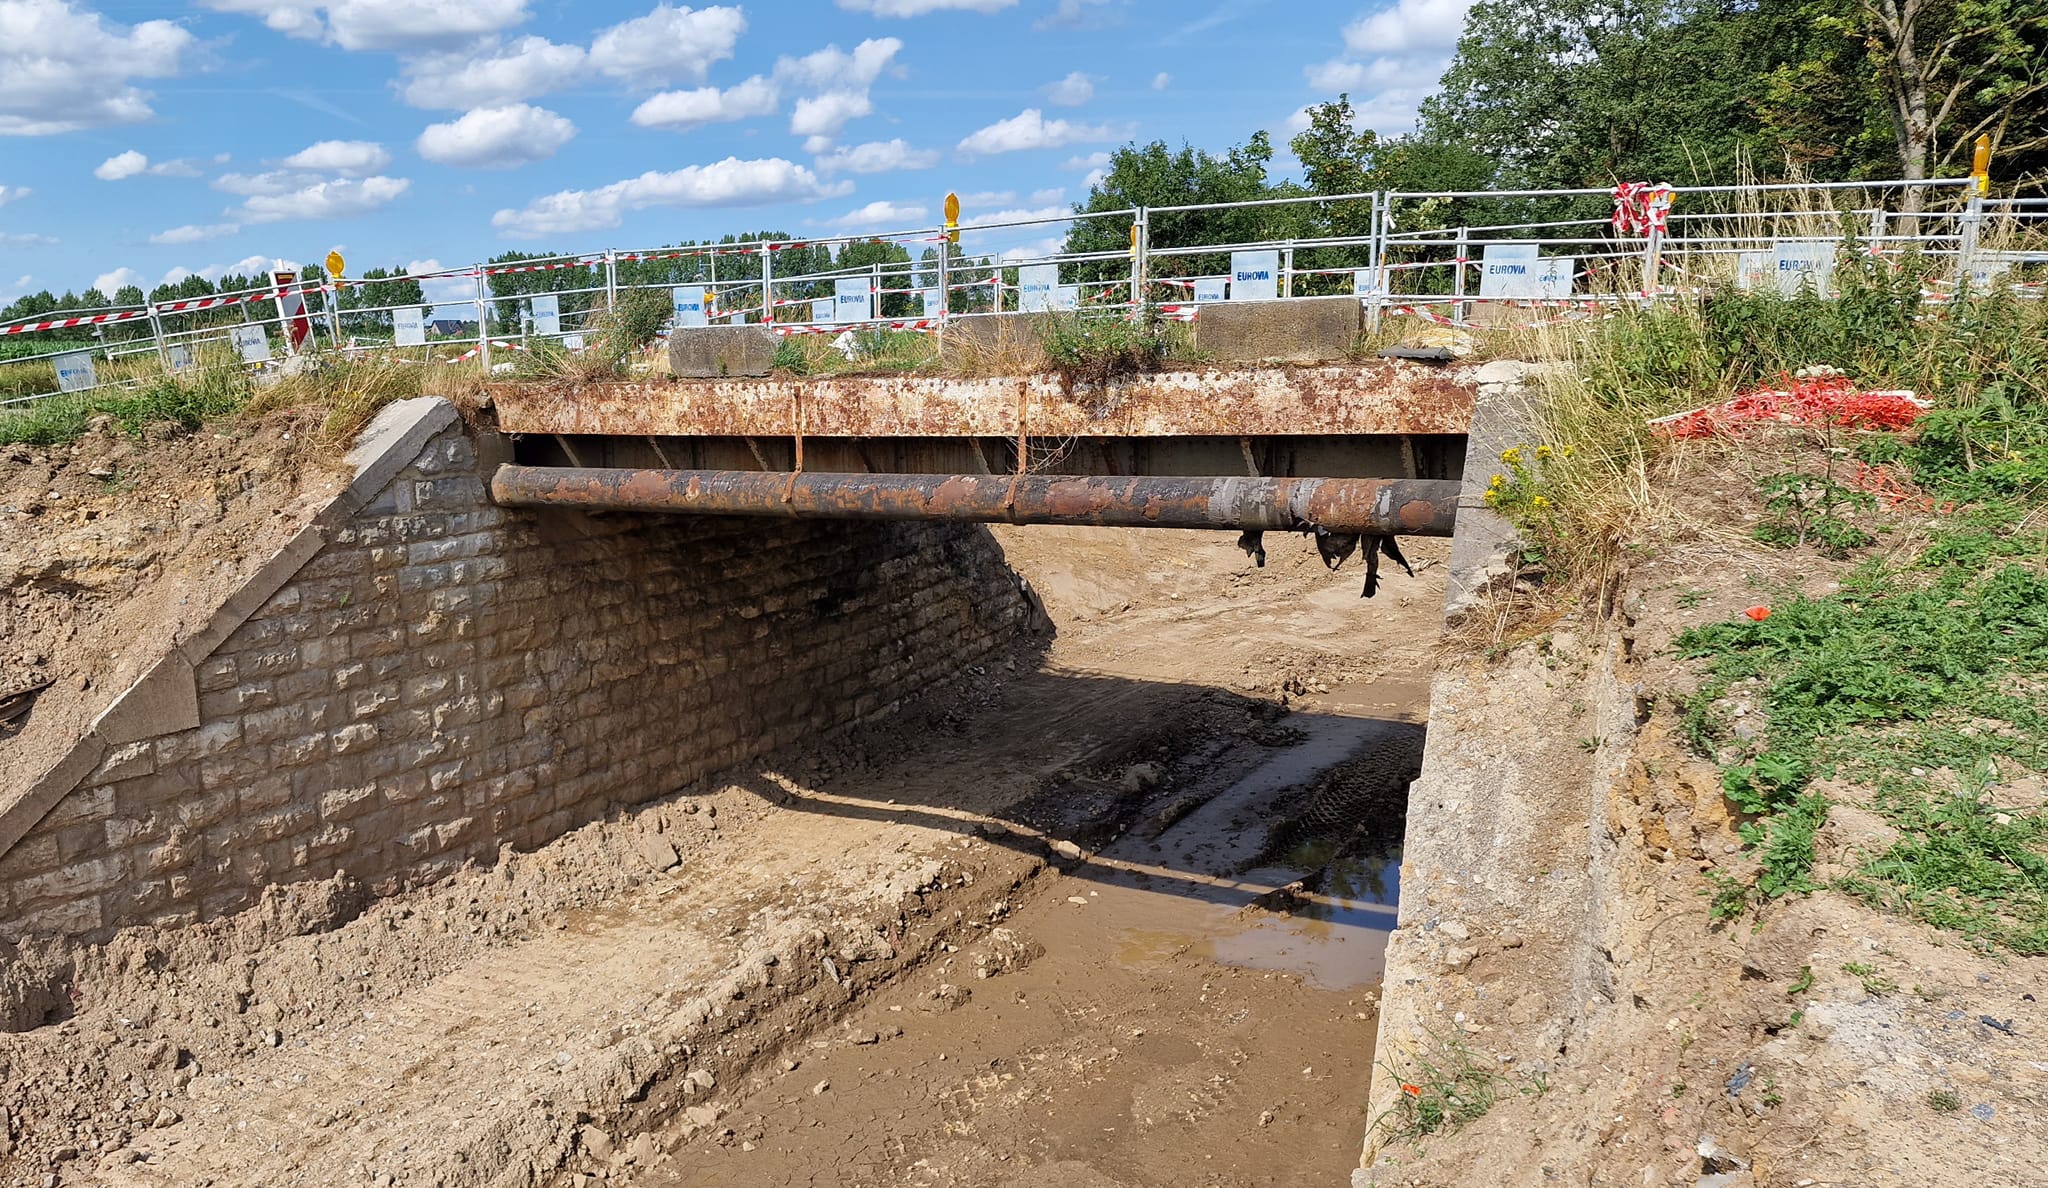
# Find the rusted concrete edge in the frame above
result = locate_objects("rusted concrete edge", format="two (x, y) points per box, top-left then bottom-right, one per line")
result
(0, 398), (465, 866)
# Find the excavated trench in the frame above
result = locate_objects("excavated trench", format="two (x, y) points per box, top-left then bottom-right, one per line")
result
(0, 522), (1442, 1188)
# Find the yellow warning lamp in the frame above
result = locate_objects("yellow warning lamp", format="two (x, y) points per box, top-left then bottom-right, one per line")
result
(945, 191), (960, 246)
(324, 250), (346, 280)
(1971, 134), (1992, 196)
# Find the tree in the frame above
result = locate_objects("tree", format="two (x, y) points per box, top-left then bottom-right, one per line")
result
(1062, 133), (1299, 283)
(1843, 0), (2048, 184)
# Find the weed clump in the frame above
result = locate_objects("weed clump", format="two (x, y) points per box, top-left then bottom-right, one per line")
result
(1376, 1031), (1500, 1141)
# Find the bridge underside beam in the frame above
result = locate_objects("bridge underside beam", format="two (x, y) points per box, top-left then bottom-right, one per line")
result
(489, 466), (1459, 536)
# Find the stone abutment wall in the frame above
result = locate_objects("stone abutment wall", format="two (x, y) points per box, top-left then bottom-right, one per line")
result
(0, 400), (1042, 940)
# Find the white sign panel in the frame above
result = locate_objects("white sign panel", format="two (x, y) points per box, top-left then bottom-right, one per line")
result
(1969, 251), (2020, 289)
(1479, 249), (1572, 299)
(1053, 285), (1080, 311)
(1771, 239), (1834, 297)
(920, 288), (941, 317)
(232, 324), (271, 363)
(165, 344), (194, 373)
(834, 277), (873, 324)
(1736, 251), (1772, 293)
(1193, 277), (1227, 303)
(529, 293), (561, 336)
(1017, 264), (1058, 313)
(811, 298), (835, 324)
(1229, 250), (1279, 301)
(393, 305), (426, 347)
(562, 334), (585, 352)
(1477, 244), (1540, 297)
(54, 351), (96, 393)
(1352, 269), (1379, 298)
(671, 285), (707, 328)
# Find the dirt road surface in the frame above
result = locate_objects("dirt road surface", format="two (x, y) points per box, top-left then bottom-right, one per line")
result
(0, 524), (1443, 1188)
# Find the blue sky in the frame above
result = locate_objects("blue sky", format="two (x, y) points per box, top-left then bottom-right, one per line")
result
(0, 0), (1474, 308)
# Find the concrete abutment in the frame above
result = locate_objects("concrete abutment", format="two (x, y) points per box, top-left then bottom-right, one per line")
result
(0, 398), (1044, 942)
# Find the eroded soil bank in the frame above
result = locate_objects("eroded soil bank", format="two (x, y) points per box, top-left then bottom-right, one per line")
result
(0, 523), (1443, 1187)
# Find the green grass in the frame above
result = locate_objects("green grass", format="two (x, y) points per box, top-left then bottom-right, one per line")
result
(1376, 1031), (1500, 1142)
(1553, 283), (2048, 952)
(0, 363), (252, 445)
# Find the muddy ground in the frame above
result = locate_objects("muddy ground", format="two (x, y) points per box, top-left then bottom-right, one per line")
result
(0, 520), (1447, 1187)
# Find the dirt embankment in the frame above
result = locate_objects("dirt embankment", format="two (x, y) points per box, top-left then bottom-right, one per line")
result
(0, 419), (343, 798)
(0, 519), (1447, 1187)
(1365, 468), (2047, 1188)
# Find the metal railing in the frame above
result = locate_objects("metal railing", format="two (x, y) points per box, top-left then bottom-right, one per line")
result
(3, 174), (2035, 406)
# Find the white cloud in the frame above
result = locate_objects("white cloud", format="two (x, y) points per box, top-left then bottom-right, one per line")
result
(1060, 151), (1110, 172)
(216, 170), (304, 197)
(397, 36), (585, 109)
(813, 138), (939, 175)
(957, 108), (1126, 156)
(964, 205), (1069, 227)
(416, 104), (575, 168)
(773, 38), (902, 90)
(1300, 1), (1476, 134)
(831, 199), (927, 228)
(0, 231), (54, 246)
(94, 150), (149, 181)
(93, 267), (146, 295)
(835, 0), (1015, 13)
(94, 151), (201, 180)
(150, 223), (241, 245)
(0, 185), (27, 206)
(405, 259), (477, 308)
(1044, 71), (1094, 106)
(1037, 0), (1116, 27)
(491, 158), (850, 237)
(1342, 0), (1473, 56)
(1029, 187), (1065, 205)
(283, 140), (392, 176)
(235, 176), (412, 224)
(589, 4), (746, 86)
(1151, 72), (1171, 90)
(1082, 167), (1107, 188)
(631, 76), (779, 131)
(0, 1), (193, 136)
(790, 91), (873, 144)
(200, 0), (531, 52)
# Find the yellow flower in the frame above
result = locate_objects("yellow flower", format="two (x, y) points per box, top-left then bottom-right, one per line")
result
(1501, 447), (1523, 465)
(1489, 474), (1505, 488)
(1532, 495), (1549, 508)
(1535, 445), (1553, 460)
(1561, 445), (1576, 459)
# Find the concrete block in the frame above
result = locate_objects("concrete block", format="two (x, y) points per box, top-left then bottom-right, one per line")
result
(338, 397), (462, 517)
(91, 653), (202, 747)
(665, 326), (778, 378)
(1195, 295), (1361, 363)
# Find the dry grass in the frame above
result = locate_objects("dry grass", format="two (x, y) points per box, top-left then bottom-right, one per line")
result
(245, 354), (427, 444)
(939, 315), (1051, 376)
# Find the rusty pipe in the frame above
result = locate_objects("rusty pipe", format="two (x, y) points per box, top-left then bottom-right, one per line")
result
(489, 466), (1458, 535)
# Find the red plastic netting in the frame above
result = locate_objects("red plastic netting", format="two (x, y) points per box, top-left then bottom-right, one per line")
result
(1656, 374), (1925, 440)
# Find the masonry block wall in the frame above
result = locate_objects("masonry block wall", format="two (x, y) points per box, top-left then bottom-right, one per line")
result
(0, 411), (1041, 940)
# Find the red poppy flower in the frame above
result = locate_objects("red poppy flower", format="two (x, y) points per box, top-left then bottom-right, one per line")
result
(1744, 605), (1771, 622)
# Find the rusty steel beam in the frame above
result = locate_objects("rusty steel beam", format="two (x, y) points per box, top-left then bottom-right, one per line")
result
(489, 465), (1458, 535)
(487, 363), (1478, 440)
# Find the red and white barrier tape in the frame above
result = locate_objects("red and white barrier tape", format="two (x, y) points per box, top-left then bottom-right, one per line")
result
(0, 308), (152, 336)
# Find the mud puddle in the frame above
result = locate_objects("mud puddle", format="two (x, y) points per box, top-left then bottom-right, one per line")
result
(638, 678), (1424, 1187)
